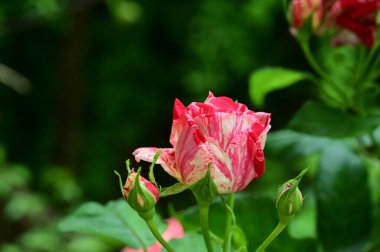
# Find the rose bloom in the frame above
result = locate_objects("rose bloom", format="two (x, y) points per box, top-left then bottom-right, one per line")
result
(133, 92), (271, 193)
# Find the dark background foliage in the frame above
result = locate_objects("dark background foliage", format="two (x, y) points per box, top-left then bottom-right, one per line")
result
(0, 0), (309, 201)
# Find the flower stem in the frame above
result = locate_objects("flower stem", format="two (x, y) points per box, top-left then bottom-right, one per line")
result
(223, 193), (235, 252)
(146, 219), (175, 252)
(299, 40), (329, 80)
(199, 203), (214, 252)
(255, 222), (287, 252)
(299, 40), (350, 106)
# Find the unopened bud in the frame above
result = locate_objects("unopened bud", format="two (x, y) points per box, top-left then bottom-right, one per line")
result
(275, 169), (307, 223)
(290, 0), (323, 36)
(123, 171), (159, 220)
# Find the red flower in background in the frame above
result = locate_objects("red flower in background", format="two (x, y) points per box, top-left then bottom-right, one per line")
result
(291, 0), (380, 47)
(326, 0), (380, 47)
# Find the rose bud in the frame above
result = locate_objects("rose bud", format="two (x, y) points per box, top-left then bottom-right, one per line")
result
(291, 0), (323, 32)
(133, 92), (271, 194)
(276, 183), (304, 223)
(275, 169), (307, 223)
(123, 171), (159, 220)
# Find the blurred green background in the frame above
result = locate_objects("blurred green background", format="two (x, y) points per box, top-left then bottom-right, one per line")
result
(0, 0), (317, 251)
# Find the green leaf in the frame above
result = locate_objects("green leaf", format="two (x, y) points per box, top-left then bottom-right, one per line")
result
(365, 155), (380, 248)
(58, 199), (166, 249)
(249, 67), (311, 106)
(316, 143), (372, 251)
(267, 130), (332, 158)
(288, 100), (380, 138)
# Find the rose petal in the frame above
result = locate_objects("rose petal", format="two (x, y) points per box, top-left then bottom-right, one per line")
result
(170, 99), (187, 147)
(187, 92), (248, 119)
(121, 218), (184, 252)
(174, 119), (213, 184)
(250, 112), (271, 149)
(161, 218), (184, 240)
(227, 132), (259, 192)
(204, 92), (248, 112)
(133, 147), (181, 182)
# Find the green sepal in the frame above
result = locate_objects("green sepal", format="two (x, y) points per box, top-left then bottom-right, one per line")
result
(149, 149), (161, 188)
(126, 159), (132, 174)
(190, 165), (219, 207)
(137, 208), (156, 221)
(127, 169), (156, 221)
(276, 168), (308, 223)
(160, 183), (189, 197)
(114, 170), (125, 198)
(295, 15), (313, 44)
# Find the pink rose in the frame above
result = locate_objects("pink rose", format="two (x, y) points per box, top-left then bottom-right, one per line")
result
(133, 92), (271, 193)
(121, 218), (184, 252)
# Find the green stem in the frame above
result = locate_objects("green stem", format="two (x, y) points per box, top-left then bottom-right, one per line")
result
(299, 41), (329, 80)
(210, 231), (224, 245)
(299, 40), (351, 107)
(146, 219), (175, 252)
(223, 194), (235, 252)
(199, 203), (214, 252)
(255, 222), (287, 252)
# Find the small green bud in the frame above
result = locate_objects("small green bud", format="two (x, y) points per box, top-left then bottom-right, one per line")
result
(275, 169), (307, 223)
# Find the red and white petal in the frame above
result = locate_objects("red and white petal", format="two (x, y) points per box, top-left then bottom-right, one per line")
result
(204, 91), (248, 112)
(174, 117), (213, 184)
(206, 137), (234, 193)
(226, 132), (259, 192)
(140, 175), (160, 202)
(187, 92), (247, 119)
(193, 112), (238, 151)
(170, 99), (187, 147)
(133, 147), (181, 182)
(249, 112), (271, 149)
(193, 111), (270, 151)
